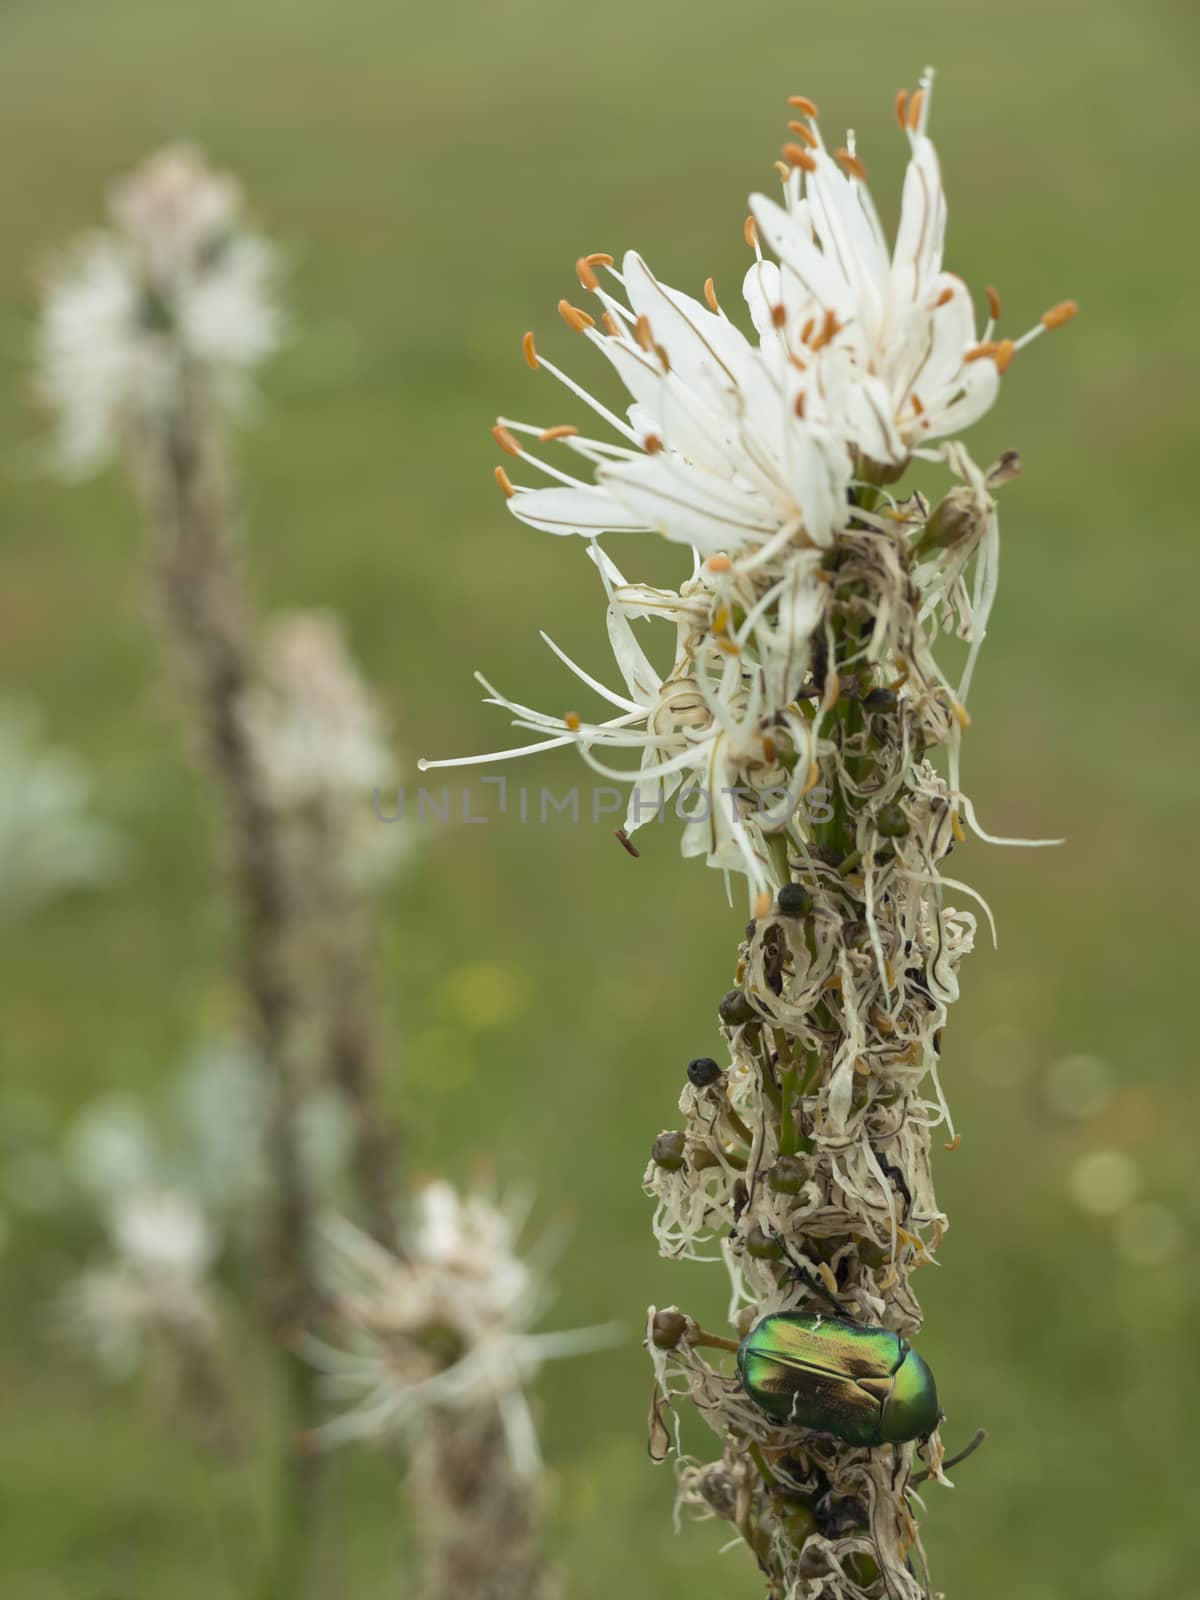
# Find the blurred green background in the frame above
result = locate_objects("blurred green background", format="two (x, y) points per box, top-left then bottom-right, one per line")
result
(1, 0), (1198, 1595)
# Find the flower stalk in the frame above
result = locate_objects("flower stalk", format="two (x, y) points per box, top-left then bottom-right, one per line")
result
(431, 67), (1076, 1599)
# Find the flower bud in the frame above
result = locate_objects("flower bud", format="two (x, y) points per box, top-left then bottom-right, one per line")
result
(875, 802), (910, 838)
(744, 1225), (783, 1260)
(650, 1308), (689, 1350)
(766, 1155), (808, 1195)
(776, 883), (812, 918)
(687, 1056), (723, 1088)
(719, 988), (757, 1026)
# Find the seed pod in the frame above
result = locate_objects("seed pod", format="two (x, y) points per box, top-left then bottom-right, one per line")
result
(650, 1308), (689, 1350)
(875, 802), (910, 838)
(719, 988), (758, 1026)
(652, 1130), (687, 1172)
(766, 1154), (808, 1195)
(687, 1055), (723, 1088)
(776, 883), (813, 918)
(863, 686), (897, 714)
(744, 1224), (784, 1261)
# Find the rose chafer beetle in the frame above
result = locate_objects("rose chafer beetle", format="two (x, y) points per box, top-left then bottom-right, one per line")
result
(737, 1312), (940, 1446)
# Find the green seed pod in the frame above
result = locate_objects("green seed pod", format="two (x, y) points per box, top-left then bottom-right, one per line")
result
(744, 1225), (784, 1261)
(776, 883), (813, 918)
(776, 1499), (819, 1545)
(652, 1130), (687, 1172)
(690, 1143), (721, 1171)
(737, 1312), (940, 1446)
(766, 1155), (808, 1195)
(875, 802), (911, 838)
(650, 1309), (689, 1350)
(719, 988), (758, 1027)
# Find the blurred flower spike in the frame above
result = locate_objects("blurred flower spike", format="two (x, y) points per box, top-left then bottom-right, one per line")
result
(36, 143), (282, 473)
(424, 68), (1077, 894)
(307, 1181), (620, 1473)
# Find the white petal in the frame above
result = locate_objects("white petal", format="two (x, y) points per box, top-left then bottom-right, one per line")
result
(507, 484), (650, 536)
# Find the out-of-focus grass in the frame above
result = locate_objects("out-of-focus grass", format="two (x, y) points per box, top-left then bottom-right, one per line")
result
(0, 1), (1197, 1595)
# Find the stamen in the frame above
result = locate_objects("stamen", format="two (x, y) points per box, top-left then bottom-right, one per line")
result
(773, 160), (791, 182)
(744, 215), (759, 250)
(770, 302), (787, 329)
(558, 299), (595, 333)
(787, 95), (820, 118)
(644, 432), (664, 455)
(634, 314), (655, 352)
(601, 311), (620, 337)
(786, 121), (818, 147)
(703, 276), (720, 313)
(895, 88), (910, 129)
(963, 341), (1000, 363)
(800, 316), (815, 343)
(810, 308), (840, 351)
(944, 1133), (962, 1152)
(835, 147), (868, 181)
(907, 88), (925, 131)
(910, 392), (925, 415)
(523, 331), (539, 370)
(761, 734), (778, 763)
(1041, 299), (1079, 330)
(705, 554), (732, 574)
(934, 286), (955, 308)
(564, 712), (581, 732)
(539, 424), (578, 442)
(494, 465), (515, 498)
(782, 143), (817, 172)
(793, 391), (806, 417)
(754, 889), (772, 919)
(492, 424), (522, 457)
(576, 258), (600, 291)
(985, 285), (1002, 321)
(993, 338), (1015, 374)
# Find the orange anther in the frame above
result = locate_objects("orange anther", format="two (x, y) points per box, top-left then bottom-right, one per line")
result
(793, 391), (806, 417)
(944, 1133), (962, 1153)
(744, 214), (759, 249)
(539, 424), (578, 441)
(895, 89), (910, 130)
(761, 734), (778, 763)
(705, 553), (732, 574)
(835, 147), (868, 182)
(985, 285), (1002, 321)
(787, 95), (820, 117)
(907, 88), (925, 130)
(934, 285), (955, 308)
(564, 711), (582, 732)
(492, 424), (522, 457)
(754, 889), (772, 919)
(704, 276), (720, 313)
(494, 465), (515, 498)
(786, 121), (818, 147)
(575, 257), (600, 291)
(644, 432), (664, 455)
(522, 331), (539, 369)
(964, 341), (999, 363)
(601, 311), (620, 336)
(773, 160), (791, 182)
(783, 143), (817, 171)
(1042, 299), (1079, 330)
(634, 313), (654, 352)
(770, 302), (787, 329)
(810, 308), (840, 350)
(910, 391), (925, 415)
(800, 315), (815, 343)
(558, 299), (595, 333)
(994, 337), (1015, 374)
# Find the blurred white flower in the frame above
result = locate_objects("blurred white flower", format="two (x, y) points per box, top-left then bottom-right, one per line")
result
(64, 1095), (158, 1199)
(0, 706), (121, 922)
(242, 611), (411, 883)
(62, 1185), (218, 1378)
(36, 143), (281, 473)
(306, 1181), (619, 1471)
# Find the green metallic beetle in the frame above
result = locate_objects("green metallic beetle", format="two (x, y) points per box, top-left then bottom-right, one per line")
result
(736, 1312), (940, 1446)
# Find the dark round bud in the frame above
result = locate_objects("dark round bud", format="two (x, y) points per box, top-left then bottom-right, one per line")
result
(863, 686), (897, 714)
(766, 1154), (808, 1195)
(875, 802), (910, 838)
(776, 883), (812, 918)
(811, 843), (842, 868)
(687, 1056), (723, 1088)
(718, 988), (757, 1027)
(650, 1308), (689, 1350)
(652, 1130), (687, 1172)
(744, 1224), (784, 1261)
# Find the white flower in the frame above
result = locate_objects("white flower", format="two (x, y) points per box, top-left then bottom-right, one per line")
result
(109, 1186), (216, 1276)
(305, 1182), (619, 1471)
(0, 705), (121, 922)
(36, 144), (281, 472)
(423, 73), (1076, 893)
